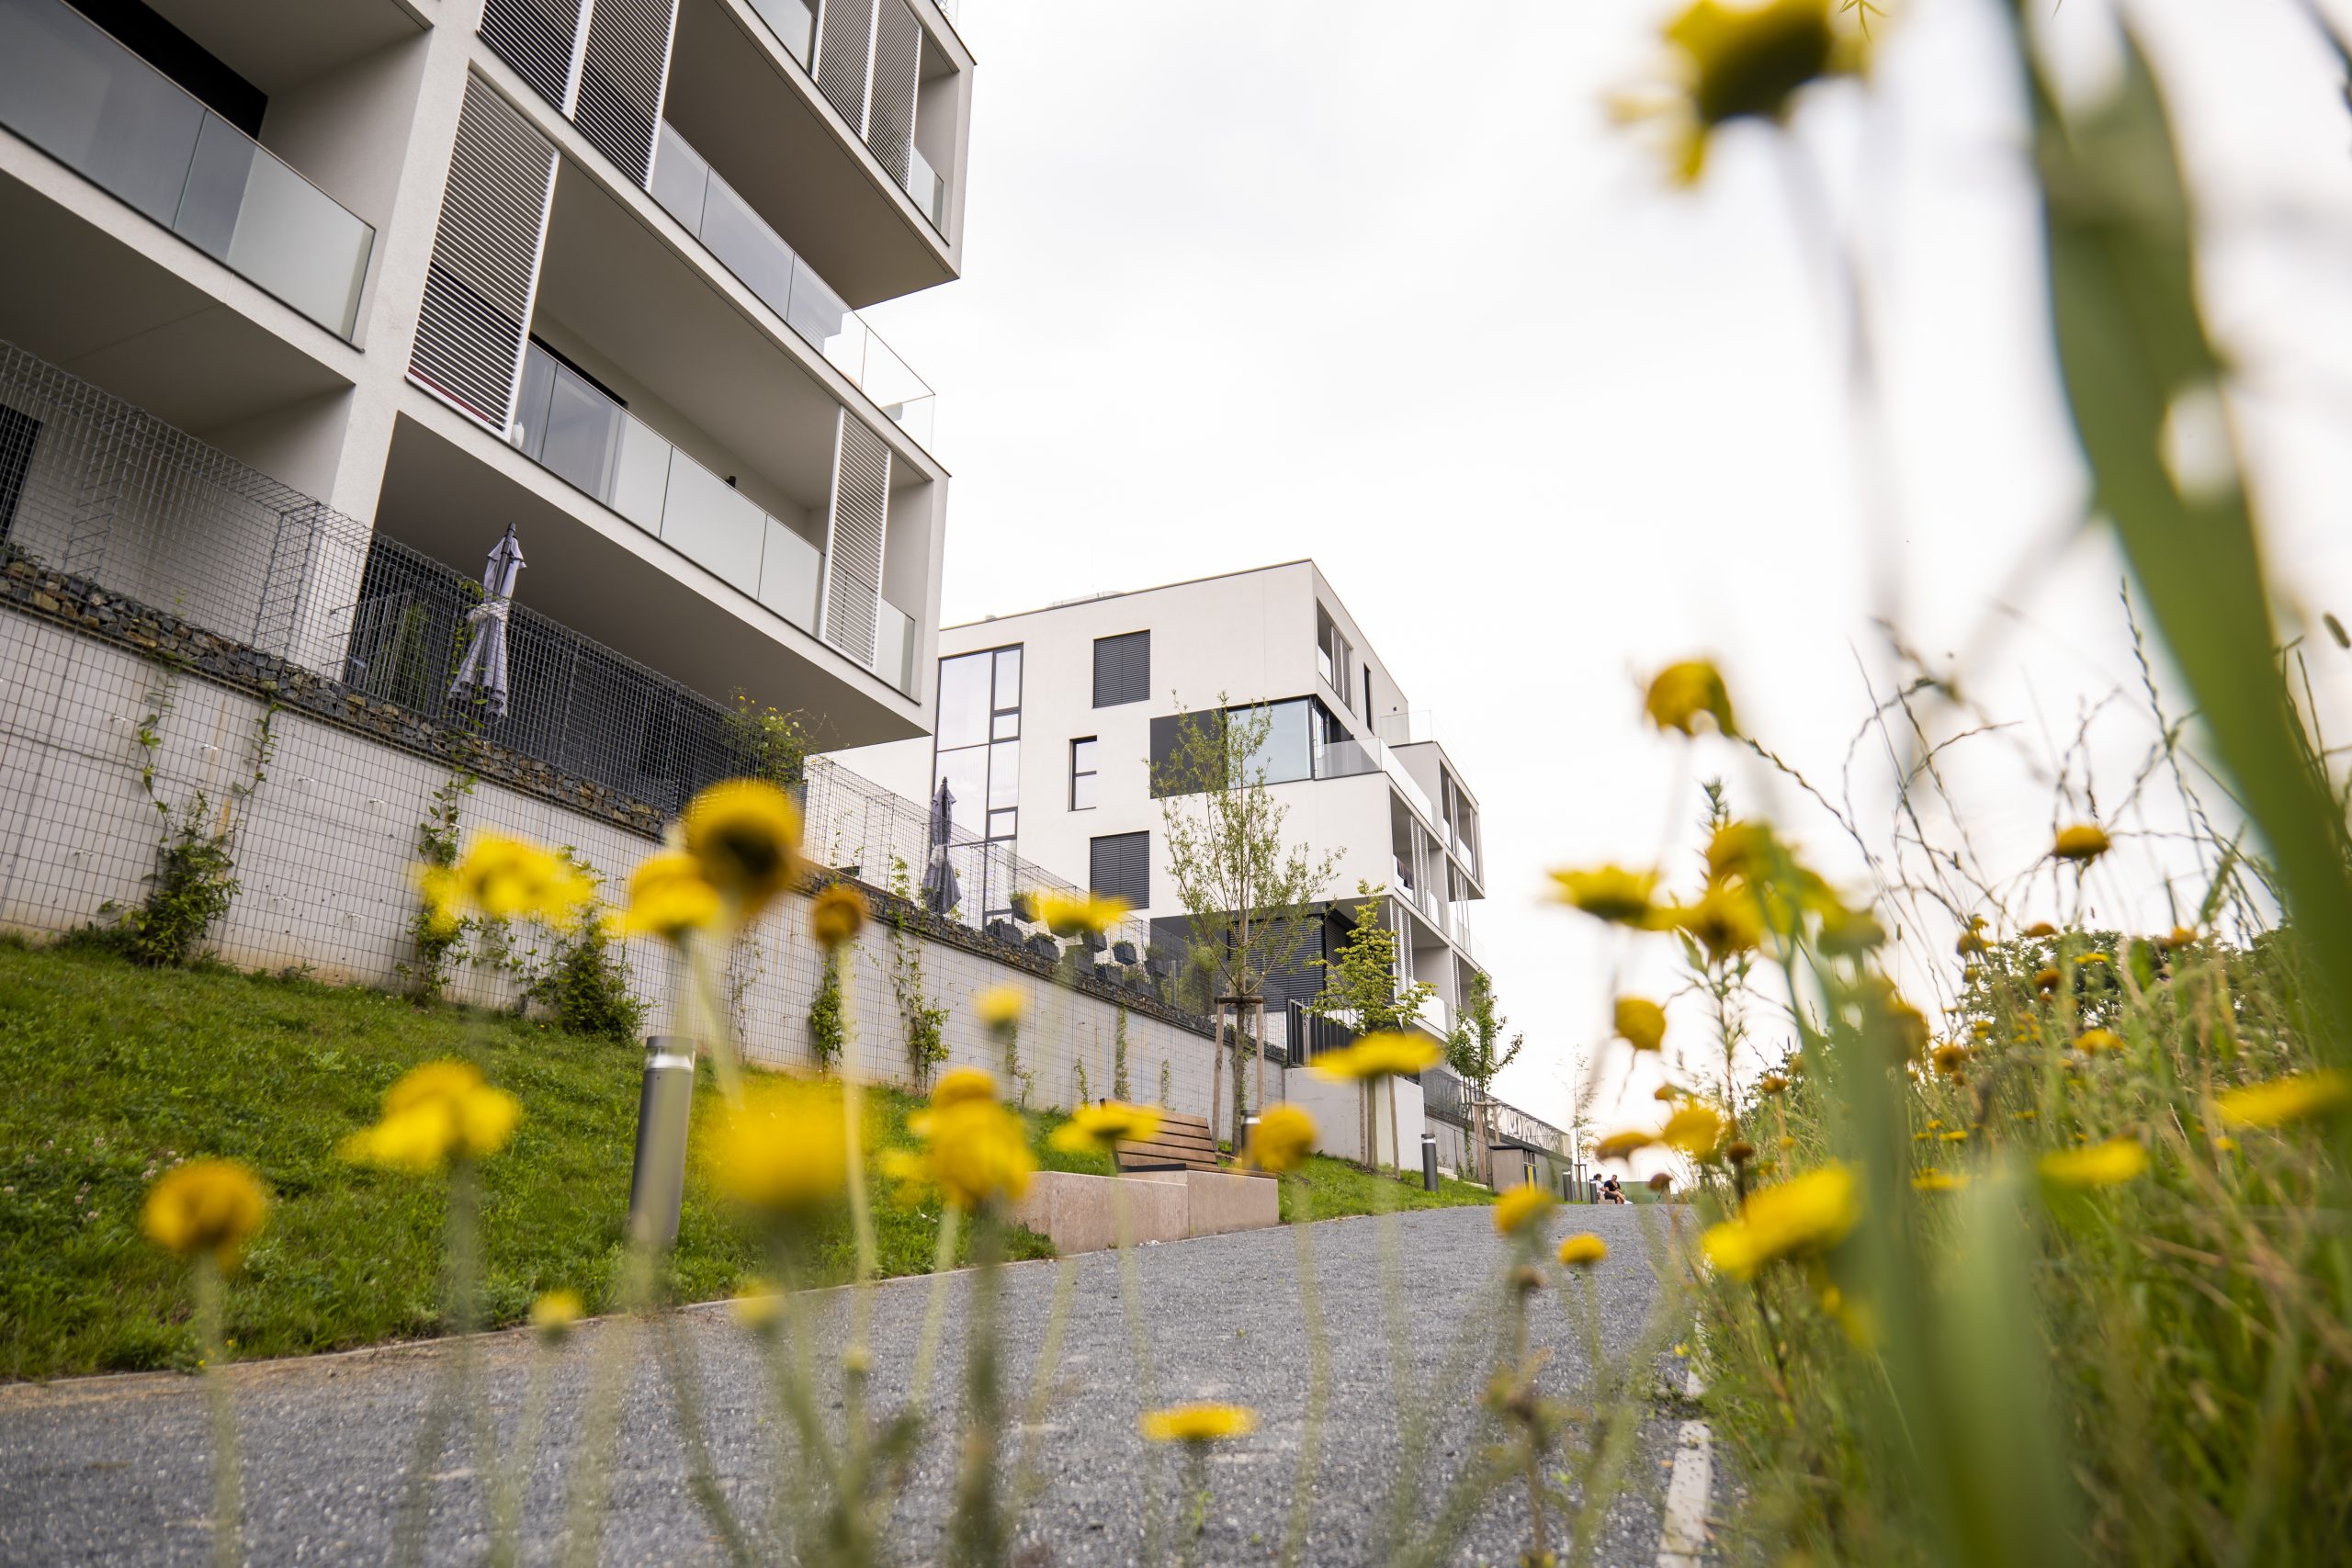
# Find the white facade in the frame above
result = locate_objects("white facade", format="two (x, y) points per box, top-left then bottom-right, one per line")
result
(0, 0), (976, 747)
(835, 560), (1493, 1044)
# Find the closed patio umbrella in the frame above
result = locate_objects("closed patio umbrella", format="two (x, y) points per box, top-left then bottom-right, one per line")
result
(922, 776), (960, 915)
(449, 525), (525, 717)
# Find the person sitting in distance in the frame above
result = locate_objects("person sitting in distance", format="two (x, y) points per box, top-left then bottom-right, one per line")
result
(1600, 1173), (1626, 1204)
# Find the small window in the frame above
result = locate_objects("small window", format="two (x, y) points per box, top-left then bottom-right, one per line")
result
(1093, 630), (1150, 707)
(1316, 604), (1351, 705)
(1071, 737), (1098, 810)
(1091, 830), (1150, 908)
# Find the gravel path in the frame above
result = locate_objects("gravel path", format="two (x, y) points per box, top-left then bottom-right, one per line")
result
(0, 1203), (1701, 1566)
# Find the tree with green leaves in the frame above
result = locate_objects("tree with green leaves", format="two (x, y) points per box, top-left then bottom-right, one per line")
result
(1154, 697), (1340, 1144)
(1444, 969), (1523, 1188)
(1306, 884), (1437, 1168)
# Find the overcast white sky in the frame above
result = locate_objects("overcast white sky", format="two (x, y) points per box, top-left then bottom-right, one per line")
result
(865, 0), (2352, 1135)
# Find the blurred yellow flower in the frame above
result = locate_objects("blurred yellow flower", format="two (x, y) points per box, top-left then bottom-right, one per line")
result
(2052, 823), (2111, 863)
(1670, 881), (1765, 962)
(1931, 1043), (1970, 1077)
(702, 1076), (850, 1215)
(341, 1059), (522, 1172)
(1549, 864), (1662, 924)
(1308, 1032), (1442, 1083)
(1704, 820), (1779, 885)
(1702, 1163), (1860, 1280)
(729, 1282), (786, 1336)
(684, 780), (803, 918)
(617, 852), (723, 942)
(1644, 660), (1736, 736)
(974, 986), (1023, 1032)
(141, 1158), (267, 1269)
(908, 1074), (1035, 1210)
(1956, 915), (1989, 956)
(1593, 1129), (1656, 1161)
(2215, 1070), (2350, 1130)
(2022, 921), (2058, 940)
(1492, 1183), (1555, 1238)
(1141, 1403), (1257, 1444)
(1661, 1102), (1728, 1161)
(1758, 1073), (1788, 1096)
(1558, 1232), (1608, 1268)
(1650, 0), (1870, 184)
(2040, 1138), (2149, 1189)
(424, 833), (593, 933)
(1244, 1103), (1317, 1173)
(1655, 1083), (1684, 1102)
(1049, 1101), (1162, 1155)
(2161, 926), (2199, 949)
(1613, 997), (1668, 1053)
(809, 883), (868, 952)
(2033, 967), (2064, 994)
(1028, 888), (1131, 938)
(2074, 1029), (2124, 1055)
(529, 1289), (582, 1344)
(1912, 1169), (1969, 1193)
(1938, 1129), (1968, 1143)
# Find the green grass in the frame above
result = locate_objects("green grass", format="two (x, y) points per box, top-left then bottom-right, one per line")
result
(0, 937), (1107, 1382)
(1279, 1152), (1495, 1223)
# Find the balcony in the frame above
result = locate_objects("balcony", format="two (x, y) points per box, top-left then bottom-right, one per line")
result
(506, 339), (917, 694)
(649, 122), (933, 448)
(1314, 731), (1441, 827)
(0, 0), (373, 341)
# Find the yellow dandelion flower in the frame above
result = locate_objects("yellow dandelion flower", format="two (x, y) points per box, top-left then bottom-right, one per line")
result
(932, 1066), (1000, 1107)
(438, 833), (593, 929)
(141, 1158), (268, 1269)
(1243, 1104), (1317, 1173)
(2212, 1136), (2237, 1154)
(1644, 660), (1736, 736)
(1651, 0), (1870, 183)
(1027, 888), (1131, 938)
(1308, 1032), (1442, 1083)
(2215, 1070), (2351, 1130)
(1661, 1102), (1728, 1161)
(1492, 1183), (1556, 1238)
(808, 883), (869, 952)
(1931, 1043), (1970, 1077)
(974, 985), (1024, 1032)
(2161, 926), (2199, 949)
(1654, 1083), (1684, 1102)
(684, 780), (803, 919)
(1669, 880), (1764, 962)
(2039, 1138), (2149, 1189)
(1956, 916), (1989, 956)
(1049, 1101), (1163, 1155)
(529, 1289), (582, 1344)
(907, 1073), (1035, 1211)
(1558, 1232), (1608, 1268)
(2079, 952), (2110, 966)
(1705, 820), (1779, 885)
(701, 1076), (850, 1215)
(1548, 864), (1662, 925)
(1141, 1403), (1257, 1444)
(1701, 1163), (1860, 1280)
(1939, 1129), (1969, 1143)
(1912, 1169), (1969, 1193)
(341, 1059), (523, 1172)
(1613, 997), (1667, 1053)
(617, 852), (723, 942)
(1969, 1020), (1994, 1040)
(1777, 1135), (1795, 1150)
(2052, 823), (2111, 863)
(729, 1282), (786, 1336)
(2032, 966), (2064, 994)
(2074, 1028), (2124, 1055)
(2022, 921), (2058, 940)
(1757, 1073), (1788, 1096)
(1593, 1129), (1656, 1162)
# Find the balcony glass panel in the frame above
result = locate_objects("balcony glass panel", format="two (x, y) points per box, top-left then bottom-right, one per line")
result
(649, 121), (935, 448)
(760, 518), (822, 630)
(906, 145), (944, 227)
(746, 0), (815, 67)
(659, 452), (765, 597)
(0, 0), (373, 339)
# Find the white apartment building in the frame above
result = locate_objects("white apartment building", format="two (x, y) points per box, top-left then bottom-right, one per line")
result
(834, 560), (1491, 1055)
(0, 0), (973, 777)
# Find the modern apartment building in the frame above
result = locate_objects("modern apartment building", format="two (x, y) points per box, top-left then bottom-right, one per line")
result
(834, 561), (1491, 1055)
(0, 0), (971, 784)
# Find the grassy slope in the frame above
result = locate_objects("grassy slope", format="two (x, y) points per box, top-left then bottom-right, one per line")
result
(0, 938), (1106, 1380)
(1280, 1153), (1496, 1222)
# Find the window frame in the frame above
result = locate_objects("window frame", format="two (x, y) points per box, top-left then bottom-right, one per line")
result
(1070, 736), (1098, 810)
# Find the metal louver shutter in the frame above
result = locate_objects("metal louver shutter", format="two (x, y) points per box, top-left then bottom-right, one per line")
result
(480, 0), (585, 109)
(1089, 831), (1150, 908)
(1092, 630), (1150, 708)
(411, 78), (559, 434)
(813, 0), (876, 131)
(819, 412), (889, 667)
(864, 0), (920, 186)
(573, 0), (678, 186)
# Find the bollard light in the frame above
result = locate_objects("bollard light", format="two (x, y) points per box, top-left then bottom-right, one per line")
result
(1420, 1131), (1439, 1192)
(627, 1035), (697, 1248)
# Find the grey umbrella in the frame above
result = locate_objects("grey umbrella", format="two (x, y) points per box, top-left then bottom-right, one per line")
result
(921, 776), (960, 915)
(449, 525), (525, 717)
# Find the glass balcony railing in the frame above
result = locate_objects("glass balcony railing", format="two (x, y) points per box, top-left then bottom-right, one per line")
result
(906, 144), (945, 227)
(0, 0), (374, 341)
(650, 122), (936, 448)
(746, 0), (816, 67)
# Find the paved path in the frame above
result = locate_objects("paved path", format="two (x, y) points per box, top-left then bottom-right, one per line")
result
(0, 1204), (1704, 1566)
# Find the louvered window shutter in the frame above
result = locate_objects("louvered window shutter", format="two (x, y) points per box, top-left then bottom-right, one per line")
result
(864, 0), (921, 186)
(813, 0), (876, 130)
(573, 0), (678, 186)
(1089, 831), (1150, 908)
(819, 411), (889, 668)
(411, 77), (559, 434)
(1092, 631), (1150, 708)
(480, 0), (584, 109)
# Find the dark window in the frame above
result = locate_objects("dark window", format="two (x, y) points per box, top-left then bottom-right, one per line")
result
(1071, 737), (1097, 810)
(0, 404), (40, 544)
(1092, 630), (1149, 707)
(1090, 830), (1149, 908)
(1149, 710), (1227, 798)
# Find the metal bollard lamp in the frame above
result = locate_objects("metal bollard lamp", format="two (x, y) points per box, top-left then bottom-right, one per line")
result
(628, 1035), (698, 1249)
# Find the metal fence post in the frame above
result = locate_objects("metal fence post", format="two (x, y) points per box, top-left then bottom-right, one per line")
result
(628, 1035), (698, 1248)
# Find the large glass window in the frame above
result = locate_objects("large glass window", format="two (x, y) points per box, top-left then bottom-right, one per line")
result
(933, 645), (1023, 840)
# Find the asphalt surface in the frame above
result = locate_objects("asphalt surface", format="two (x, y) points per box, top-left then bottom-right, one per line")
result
(0, 1204), (1704, 1566)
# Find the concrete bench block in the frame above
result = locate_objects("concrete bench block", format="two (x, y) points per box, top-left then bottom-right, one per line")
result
(1182, 1169), (1279, 1237)
(1012, 1170), (1189, 1255)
